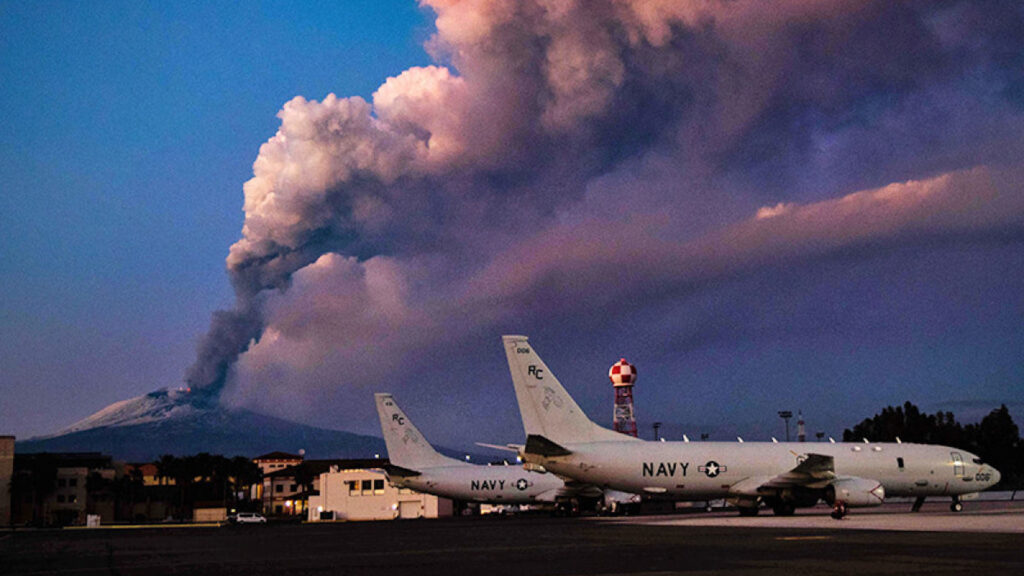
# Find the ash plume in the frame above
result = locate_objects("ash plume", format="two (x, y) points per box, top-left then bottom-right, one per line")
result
(183, 305), (262, 406)
(183, 229), (340, 402)
(182, 0), (1024, 433)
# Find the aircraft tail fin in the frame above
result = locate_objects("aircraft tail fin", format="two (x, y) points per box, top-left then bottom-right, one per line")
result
(502, 335), (633, 446)
(374, 393), (457, 470)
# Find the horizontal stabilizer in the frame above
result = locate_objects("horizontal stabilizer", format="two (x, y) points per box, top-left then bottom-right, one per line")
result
(383, 464), (421, 478)
(475, 442), (522, 453)
(525, 434), (572, 456)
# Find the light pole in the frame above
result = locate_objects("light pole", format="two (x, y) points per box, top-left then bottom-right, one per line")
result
(778, 410), (793, 442)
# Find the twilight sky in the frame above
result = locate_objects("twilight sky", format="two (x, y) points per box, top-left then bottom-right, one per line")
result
(2, 0), (1023, 450)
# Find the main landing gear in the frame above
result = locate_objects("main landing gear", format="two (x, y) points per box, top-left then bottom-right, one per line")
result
(771, 501), (796, 517)
(911, 496), (964, 512)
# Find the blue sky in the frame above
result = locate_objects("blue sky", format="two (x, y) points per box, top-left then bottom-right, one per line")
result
(1, 1), (431, 436)
(2, 1), (1022, 449)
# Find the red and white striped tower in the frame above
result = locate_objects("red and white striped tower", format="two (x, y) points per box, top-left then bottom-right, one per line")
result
(609, 359), (638, 437)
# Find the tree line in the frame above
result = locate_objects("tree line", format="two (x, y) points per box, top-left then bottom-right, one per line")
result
(843, 402), (1022, 489)
(152, 453), (262, 516)
(9, 452), (262, 525)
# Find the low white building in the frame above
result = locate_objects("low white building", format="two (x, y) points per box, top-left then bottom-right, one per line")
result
(308, 465), (452, 521)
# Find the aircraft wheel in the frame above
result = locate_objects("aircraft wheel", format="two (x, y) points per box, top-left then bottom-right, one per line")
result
(772, 501), (796, 516)
(830, 501), (847, 520)
(950, 501), (963, 512)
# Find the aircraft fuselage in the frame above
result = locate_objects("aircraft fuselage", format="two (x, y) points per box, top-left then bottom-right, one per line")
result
(393, 464), (566, 503)
(526, 440), (999, 499)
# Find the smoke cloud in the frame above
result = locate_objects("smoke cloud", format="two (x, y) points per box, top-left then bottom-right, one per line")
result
(185, 1), (1024, 439)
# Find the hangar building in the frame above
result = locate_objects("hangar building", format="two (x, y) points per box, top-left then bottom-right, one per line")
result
(308, 465), (452, 521)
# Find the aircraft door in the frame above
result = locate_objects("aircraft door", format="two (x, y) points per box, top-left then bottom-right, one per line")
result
(951, 452), (964, 477)
(399, 501), (421, 519)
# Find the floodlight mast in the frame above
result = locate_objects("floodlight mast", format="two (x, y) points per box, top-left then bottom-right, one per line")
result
(778, 410), (793, 442)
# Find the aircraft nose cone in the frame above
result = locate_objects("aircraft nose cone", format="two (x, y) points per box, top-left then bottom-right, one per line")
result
(990, 466), (1001, 486)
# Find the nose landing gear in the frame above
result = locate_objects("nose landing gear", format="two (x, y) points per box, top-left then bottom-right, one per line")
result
(950, 496), (962, 512)
(830, 501), (848, 520)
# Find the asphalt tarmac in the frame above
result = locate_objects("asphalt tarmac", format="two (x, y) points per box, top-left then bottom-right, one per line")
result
(3, 509), (1023, 576)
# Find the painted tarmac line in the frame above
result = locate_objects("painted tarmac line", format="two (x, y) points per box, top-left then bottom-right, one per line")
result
(62, 522), (223, 530)
(603, 509), (1024, 533)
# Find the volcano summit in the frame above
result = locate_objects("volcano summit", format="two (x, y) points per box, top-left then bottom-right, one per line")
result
(16, 388), (386, 462)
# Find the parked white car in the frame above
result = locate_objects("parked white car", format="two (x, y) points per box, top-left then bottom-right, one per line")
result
(229, 512), (267, 525)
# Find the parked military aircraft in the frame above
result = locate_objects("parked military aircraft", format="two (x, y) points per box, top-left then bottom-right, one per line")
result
(502, 335), (1001, 518)
(374, 393), (568, 504)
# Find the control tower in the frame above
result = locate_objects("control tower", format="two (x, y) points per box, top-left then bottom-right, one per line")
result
(609, 359), (638, 437)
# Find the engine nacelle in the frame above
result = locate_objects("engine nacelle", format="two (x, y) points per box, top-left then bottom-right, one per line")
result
(825, 477), (885, 508)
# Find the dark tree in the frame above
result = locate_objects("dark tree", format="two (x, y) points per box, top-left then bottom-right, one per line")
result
(975, 405), (1021, 488)
(845, 402), (1022, 489)
(11, 455), (58, 526)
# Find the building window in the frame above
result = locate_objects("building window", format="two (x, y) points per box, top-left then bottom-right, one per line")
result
(361, 479), (373, 495)
(275, 505), (282, 514)
(57, 494), (66, 503)
(275, 484), (283, 493)
(374, 479), (385, 494)
(290, 484), (297, 492)
(69, 495), (78, 504)
(68, 478), (77, 487)
(58, 479), (66, 488)
(348, 481), (359, 496)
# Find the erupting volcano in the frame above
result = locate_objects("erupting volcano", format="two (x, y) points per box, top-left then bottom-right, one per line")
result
(17, 387), (386, 461)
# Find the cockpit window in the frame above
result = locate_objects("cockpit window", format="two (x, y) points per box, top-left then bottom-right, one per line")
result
(972, 458), (984, 465)
(951, 452), (964, 477)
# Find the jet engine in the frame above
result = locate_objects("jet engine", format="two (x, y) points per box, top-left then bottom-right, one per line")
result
(824, 477), (885, 507)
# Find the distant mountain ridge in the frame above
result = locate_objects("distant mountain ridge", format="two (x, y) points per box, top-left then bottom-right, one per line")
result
(16, 388), (387, 461)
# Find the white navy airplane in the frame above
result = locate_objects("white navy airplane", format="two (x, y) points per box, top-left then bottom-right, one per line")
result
(374, 393), (568, 504)
(502, 335), (1001, 518)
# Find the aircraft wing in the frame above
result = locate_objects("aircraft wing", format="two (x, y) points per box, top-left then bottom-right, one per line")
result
(558, 477), (604, 498)
(761, 453), (836, 489)
(729, 453), (836, 496)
